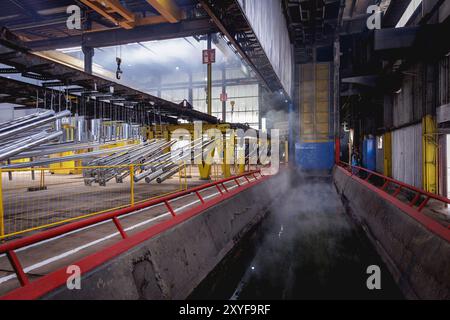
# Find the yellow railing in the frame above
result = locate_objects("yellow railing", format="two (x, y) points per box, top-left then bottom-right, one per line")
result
(0, 163), (188, 240)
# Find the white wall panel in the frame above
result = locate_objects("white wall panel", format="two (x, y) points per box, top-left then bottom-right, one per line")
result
(392, 123), (422, 188)
(237, 0), (293, 97)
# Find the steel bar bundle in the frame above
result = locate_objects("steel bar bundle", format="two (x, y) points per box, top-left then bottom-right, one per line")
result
(83, 140), (176, 186)
(0, 130), (63, 161)
(0, 110), (70, 141)
(0, 110), (70, 163)
(1, 145), (136, 169)
(142, 138), (217, 184)
(83, 138), (218, 186)
(10, 140), (135, 159)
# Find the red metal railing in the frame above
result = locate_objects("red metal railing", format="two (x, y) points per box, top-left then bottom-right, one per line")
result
(338, 162), (450, 235)
(0, 170), (265, 292)
(339, 162), (450, 211)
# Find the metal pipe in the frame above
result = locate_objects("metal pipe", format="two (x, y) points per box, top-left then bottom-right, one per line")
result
(11, 140), (131, 159)
(1, 145), (135, 169)
(0, 131), (48, 155)
(144, 168), (164, 184)
(0, 110), (71, 140)
(0, 110), (55, 134)
(156, 166), (182, 184)
(0, 131), (63, 161)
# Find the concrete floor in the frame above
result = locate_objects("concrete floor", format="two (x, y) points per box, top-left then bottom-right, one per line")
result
(1, 168), (209, 239)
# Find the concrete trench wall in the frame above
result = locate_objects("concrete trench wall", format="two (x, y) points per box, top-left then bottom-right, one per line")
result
(333, 167), (450, 300)
(42, 175), (283, 300)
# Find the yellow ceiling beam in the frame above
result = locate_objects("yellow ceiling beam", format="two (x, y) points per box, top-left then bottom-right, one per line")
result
(145, 0), (182, 23)
(121, 15), (168, 28)
(80, 0), (135, 29)
(134, 15), (168, 26)
(101, 0), (135, 22)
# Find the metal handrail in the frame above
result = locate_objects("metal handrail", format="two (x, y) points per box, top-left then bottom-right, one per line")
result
(338, 161), (450, 214)
(0, 170), (263, 287)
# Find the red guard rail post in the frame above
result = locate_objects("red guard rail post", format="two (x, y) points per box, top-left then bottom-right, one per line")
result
(0, 170), (265, 298)
(337, 162), (450, 240)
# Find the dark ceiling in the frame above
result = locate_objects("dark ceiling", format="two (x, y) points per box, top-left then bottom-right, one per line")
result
(281, 0), (411, 63)
(0, 0), (202, 42)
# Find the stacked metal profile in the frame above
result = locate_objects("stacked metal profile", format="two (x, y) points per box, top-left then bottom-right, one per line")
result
(0, 110), (70, 162)
(135, 138), (216, 185)
(84, 138), (217, 186)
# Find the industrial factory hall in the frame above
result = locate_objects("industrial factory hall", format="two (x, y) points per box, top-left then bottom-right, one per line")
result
(0, 0), (448, 306)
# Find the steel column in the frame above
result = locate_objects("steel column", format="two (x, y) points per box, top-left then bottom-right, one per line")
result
(207, 33), (213, 116)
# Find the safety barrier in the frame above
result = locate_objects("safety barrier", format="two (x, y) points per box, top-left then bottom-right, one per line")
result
(337, 162), (450, 238)
(0, 170), (265, 299)
(0, 163), (188, 240)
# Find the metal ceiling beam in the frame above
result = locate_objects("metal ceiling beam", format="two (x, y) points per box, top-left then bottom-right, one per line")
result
(145, 0), (182, 23)
(23, 18), (216, 51)
(198, 0), (277, 92)
(0, 76), (179, 124)
(374, 26), (419, 51)
(0, 27), (219, 124)
(79, 0), (135, 29)
(8, 0), (41, 20)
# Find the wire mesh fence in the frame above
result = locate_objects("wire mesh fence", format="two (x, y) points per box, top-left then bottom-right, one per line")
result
(0, 163), (189, 240)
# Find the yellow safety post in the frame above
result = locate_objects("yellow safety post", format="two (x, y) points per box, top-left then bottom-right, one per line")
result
(130, 164), (135, 206)
(383, 132), (392, 177)
(198, 147), (215, 180)
(237, 141), (246, 174)
(285, 140), (289, 164)
(222, 163), (231, 179)
(0, 168), (4, 238)
(423, 115), (438, 194)
(40, 169), (45, 189)
(198, 163), (213, 180)
(163, 130), (170, 152)
(182, 164), (187, 190)
(222, 132), (233, 178)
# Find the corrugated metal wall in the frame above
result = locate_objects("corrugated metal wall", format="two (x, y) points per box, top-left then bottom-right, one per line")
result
(392, 123), (423, 188)
(237, 0), (293, 97)
(392, 64), (425, 127)
(439, 55), (450, 107)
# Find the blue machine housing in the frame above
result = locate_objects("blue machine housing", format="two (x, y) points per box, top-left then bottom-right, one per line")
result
(362, 137), (376, 171)
(295, 141), (335, 170)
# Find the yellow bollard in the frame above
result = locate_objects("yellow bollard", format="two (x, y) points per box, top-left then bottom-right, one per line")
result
(0, 168), (4, 238)
(422, 115), (438, 194)
(178, 164), (182, 190)
(184, 164), (188, 190)
(40, 169), (45, 189)
(130, 164), (135, 206)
